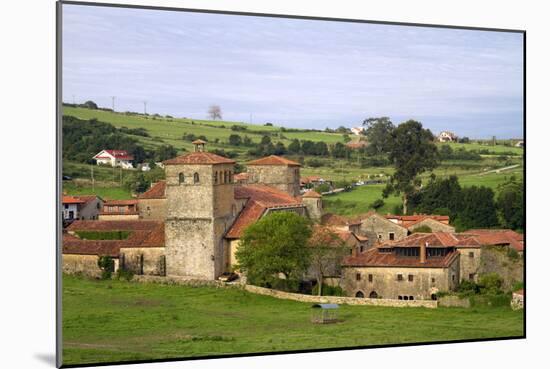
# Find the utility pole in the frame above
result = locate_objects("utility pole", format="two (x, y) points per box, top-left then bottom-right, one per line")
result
(143, 101), (147, 115)
(91, 164), (95, 192)
(72, 94), (75, 104)
(249, 113), (252, 124)
(111, 96), (116, 112)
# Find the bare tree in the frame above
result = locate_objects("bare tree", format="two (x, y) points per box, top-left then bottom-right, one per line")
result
(308, 226), (348, 296)
(208, 105), (222, 120)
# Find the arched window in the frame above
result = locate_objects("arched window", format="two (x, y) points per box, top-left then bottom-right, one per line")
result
(224, 171), (228, 183)
(214, 171), (218, 184)
(193, 172), (200, 183)
(179, 173), (185, 184)
(355, 291), (364, 298)
(229, 171), (233, 183)
(369, 291), (378, 299)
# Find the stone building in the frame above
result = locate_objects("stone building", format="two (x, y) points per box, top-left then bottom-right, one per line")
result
(246, 155), (301, 197)
(302, 190), (323, 221)
(98, 199), (139, 220)
(357, 212), (409, 246)
(137, 181), (167, 220)
(341, 233), (463, 300)
(62, 195), (103, 222)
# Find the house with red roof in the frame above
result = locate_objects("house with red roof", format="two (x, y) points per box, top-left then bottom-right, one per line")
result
(99, 199), (140, 221)
(137, 181), (167, 220)
(93, 149), (134, 169)
(62, 195), (103, 222)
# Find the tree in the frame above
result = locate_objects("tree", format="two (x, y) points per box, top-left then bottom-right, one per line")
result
(439, 145), (453, 160)
(331, 142), (350, 159)
(208, 105), (222, 120)
(362, 117), (395, 155)
(154, 145), (177, 162)
(307, 226), (347, 296)
(288, 139), (301, 154)
(235, 212), (312, 286)
(454, 186), (499, 230)
(383, 120), (439, 214)
(496, 177), (524, 231)
(228, 134), (242, 146)
(83, 100), (98, 109)
(408, 175), (463, 221)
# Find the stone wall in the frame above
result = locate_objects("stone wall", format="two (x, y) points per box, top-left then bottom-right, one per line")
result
(303, 197), (323, 221)
(439, 295), (471, 308)
(457, 248), (481, 282)
(359, 214), (408, 246)
(408, 218), (455, 233)
(340, 258), (460, 300)
(138, 198), (167, 220)
(244, 284), (437, 308)
(120, 247), (165, 276)
(98, 214), (139, 221)
(246, 165), (300, 197)
(62, 254), (102, 278)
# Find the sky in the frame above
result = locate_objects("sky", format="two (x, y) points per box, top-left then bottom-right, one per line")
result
(62, 5), (524, 139)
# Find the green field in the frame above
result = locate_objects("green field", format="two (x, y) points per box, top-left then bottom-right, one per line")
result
(62, 275), (523, 366)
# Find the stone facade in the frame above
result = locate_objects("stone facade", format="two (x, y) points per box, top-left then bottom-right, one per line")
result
(98, 214), (139, 221)
(456, 247), (481, 282)
(120, 247), (165, 276)
(164, 162), (236, 279)
(247, 164), (300, 197)
(341, 258), (460, 300)
(62, 254), (103, 278)
(359, 213), (408, 246)
(303, 196), (323, 221)
(138, 198), (167, 220)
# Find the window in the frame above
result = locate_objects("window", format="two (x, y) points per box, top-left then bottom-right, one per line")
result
(403, 295), (409, 300)
(214, 171), (218, 184)
(368, 274), (373, 282)
(469, 273), (475, 280)
(377, 234), (383, 240)
(360, 246), (364, 253)
(408, 274), (414, 282)
(452, 274), (456, 281)
(431, 277), (436, 284)
(397, 274), (403, 281)
(356, 273), (361, 281)
(398, 295), (403, 300)
(469, 251), (474, 258)
(229, 171), (233, 183)
(389, 232), (395, 241)
(431, 294), (438, 301)
(409, 296), (414, 301)
(193, 172), (200, 183)
(179, 173), (185, 184)
(369, 291), (378, 298)
(64, 204), (68, 209)
(355, 291), (364, 298)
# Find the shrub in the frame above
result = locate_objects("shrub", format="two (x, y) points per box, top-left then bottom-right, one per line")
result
(116, 268), (134, 281)
(306, 158), (324, 168)
(312, 284), (345, 296)
(370, 199), (385, 210)
(315, 183), (331, 194)
(97, 256), (114, 280)
(412, 225), (432, 233)
(456, 280), (480, 295)
(478, 273), (504, 294)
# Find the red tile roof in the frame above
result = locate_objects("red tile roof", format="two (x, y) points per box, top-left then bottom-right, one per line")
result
(94, 150), (134, 160)
(103, 199), (138, 206)
(385, 214), (450, 227)
(379, 232), (481, 248)
(321, 213), (362, 227)
(247, 155), (301, 166)
(62, 195), (98, 205)
(138, 181), (166, 199)
(163, 152), (235, 165)
(465, 229), (524, 252)
(191, 139), (207, 144)
(302, 190), (322, 198)
(234, 172), (250, 181)
(226, 185), (304, 239)
(343, 247), (459, 268)
(63, 220), (164, 256)
(300, 175), (323, 184)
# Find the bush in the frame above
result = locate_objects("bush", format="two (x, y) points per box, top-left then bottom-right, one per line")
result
(312, 284), (345, 296)
(97, 256), (114, 280)
(370, 199), (385, 210)
(412, 225), (432, 233)
(456, 280), (480, 295)
(478, 273), (504, 294)
(306, 158), (324, 168)
(267, 278), (301, 293)
(116, 268), (134, 281)
(315, 183), (331, 194)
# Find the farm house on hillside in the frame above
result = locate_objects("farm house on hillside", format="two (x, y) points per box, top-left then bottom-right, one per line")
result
(93, 149), (134, 169)
(437, 131), (458, 142)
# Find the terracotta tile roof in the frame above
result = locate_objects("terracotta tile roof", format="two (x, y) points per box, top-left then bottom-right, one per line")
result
(465, 229), (524, 252)
(62, 195), (98, 205)
(226, 185), (304, 239)
(342, 246), (459, 268)
(300, 175), (323, 184)
(352, 211), (408, 230)
(247, 155), (301, 166)
(321, 213), (362, 227)
(191, 139), (207, 144)
(406, 217), (453, 229)
(234, 172), (249, 181)
(63, 220), (165, 256)
(138, 181), (166, 199)
(163, 152), (235, 165)
(303, 190), (322, 198)
(308, 225), (358, 248)
(379, 232), (481, 248)
(385, 214), (450, 227)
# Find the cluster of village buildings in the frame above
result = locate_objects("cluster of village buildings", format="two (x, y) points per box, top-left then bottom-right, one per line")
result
(62, 140), (524, 301)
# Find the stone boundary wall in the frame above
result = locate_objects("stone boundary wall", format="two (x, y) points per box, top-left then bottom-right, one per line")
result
(244, 285), (438, 308)
(438, 295), (471, 308)
(132, 274), (227, 288)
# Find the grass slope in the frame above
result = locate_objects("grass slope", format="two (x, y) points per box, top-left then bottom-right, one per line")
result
(63, 275), (523, 366)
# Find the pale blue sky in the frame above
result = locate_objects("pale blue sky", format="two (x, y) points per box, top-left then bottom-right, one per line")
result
(62, 4), (524, 138)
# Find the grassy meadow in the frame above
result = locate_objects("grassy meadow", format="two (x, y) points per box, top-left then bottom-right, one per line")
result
(62, 275), (524, 366)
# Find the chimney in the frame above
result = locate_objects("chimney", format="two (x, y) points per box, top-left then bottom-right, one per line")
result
(420, 241), (427, 263)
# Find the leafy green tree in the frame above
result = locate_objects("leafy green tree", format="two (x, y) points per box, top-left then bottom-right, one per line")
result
(496, 177), (524, 231)
(235, 212), (312, 286)
(383, 120), (439, 214)
(408, 175), (463, 221)
(362, 117), (395, 155)
(454, 186), (499, 230)
(439, 145), (453, 160)
(274, 142), (287, 155)
(228, 134), (243, 146)
(301, 140), (315, 155)
(83, 100), (98, 109)
(331, 142), (350, 158)
(314, 141), (329, 156)
(154, 145), (177, 162)
(288, 139), (301, 154)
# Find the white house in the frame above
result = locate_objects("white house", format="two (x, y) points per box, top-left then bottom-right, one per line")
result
(93, 150), (134, 169)
(62, 195), (103, 221)
(437, 131), (458, 142)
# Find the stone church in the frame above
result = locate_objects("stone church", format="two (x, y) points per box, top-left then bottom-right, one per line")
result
(62, 140), (323, 280)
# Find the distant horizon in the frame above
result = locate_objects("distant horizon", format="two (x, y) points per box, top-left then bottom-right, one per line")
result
(62, 5), (524, 139)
